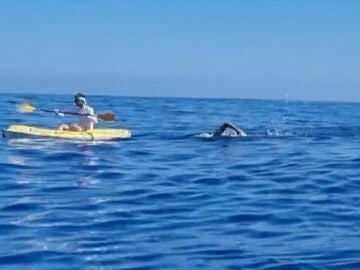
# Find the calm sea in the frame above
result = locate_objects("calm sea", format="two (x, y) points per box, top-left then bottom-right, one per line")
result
(1, 94), (360, 269)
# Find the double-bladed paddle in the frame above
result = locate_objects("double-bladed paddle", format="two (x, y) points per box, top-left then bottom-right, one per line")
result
(17, 102), (116, 121)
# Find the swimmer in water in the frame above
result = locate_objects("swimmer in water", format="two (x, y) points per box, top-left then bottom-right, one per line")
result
(213, 123), (247, 137)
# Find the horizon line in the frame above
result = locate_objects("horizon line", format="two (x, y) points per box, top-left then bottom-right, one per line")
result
(0, 91), (359, 105)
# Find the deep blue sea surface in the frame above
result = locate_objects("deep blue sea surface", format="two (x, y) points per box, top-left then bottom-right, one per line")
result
(1, 94), (360, 269)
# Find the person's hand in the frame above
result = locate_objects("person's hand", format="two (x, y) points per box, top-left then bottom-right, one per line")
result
(54, 109), (65, 117)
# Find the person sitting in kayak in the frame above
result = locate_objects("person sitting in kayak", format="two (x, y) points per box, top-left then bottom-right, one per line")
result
(57, 93), (98, 131)
(213, 123), (247, 137)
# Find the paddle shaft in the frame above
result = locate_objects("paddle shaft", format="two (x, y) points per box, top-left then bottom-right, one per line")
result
(18, 103), (115, 121)
(41, 109), (95, 117)
(41, 109), (115, 121)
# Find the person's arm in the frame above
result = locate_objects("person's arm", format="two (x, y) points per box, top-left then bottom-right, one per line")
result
(224, 123), (241, 135)
(54, 109), (65, 117)
(213, 123), (228, 136)
(87, 107), (98, 124)
(214, 123), (247, 137)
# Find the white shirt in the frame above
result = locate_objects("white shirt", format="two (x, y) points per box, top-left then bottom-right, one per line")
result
(76, 105), (98, 130)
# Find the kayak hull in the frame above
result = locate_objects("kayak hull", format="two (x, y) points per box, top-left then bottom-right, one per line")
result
(2, 125), (131, 141)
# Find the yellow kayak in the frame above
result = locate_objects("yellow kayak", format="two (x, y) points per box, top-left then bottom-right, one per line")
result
(2, 125), (131, 141)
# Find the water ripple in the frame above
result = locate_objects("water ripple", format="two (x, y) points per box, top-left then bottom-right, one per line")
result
(1, 96), (360, 269)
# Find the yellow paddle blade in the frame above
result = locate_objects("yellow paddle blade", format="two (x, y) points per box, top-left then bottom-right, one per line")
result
(17, 102), (36, 113)
(97, 112), (116, 121)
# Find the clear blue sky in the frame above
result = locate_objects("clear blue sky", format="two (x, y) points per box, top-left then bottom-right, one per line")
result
(0, 0), (359, 101)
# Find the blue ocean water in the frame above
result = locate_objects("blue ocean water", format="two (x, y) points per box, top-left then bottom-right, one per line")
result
(1, 94), (360, 270)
